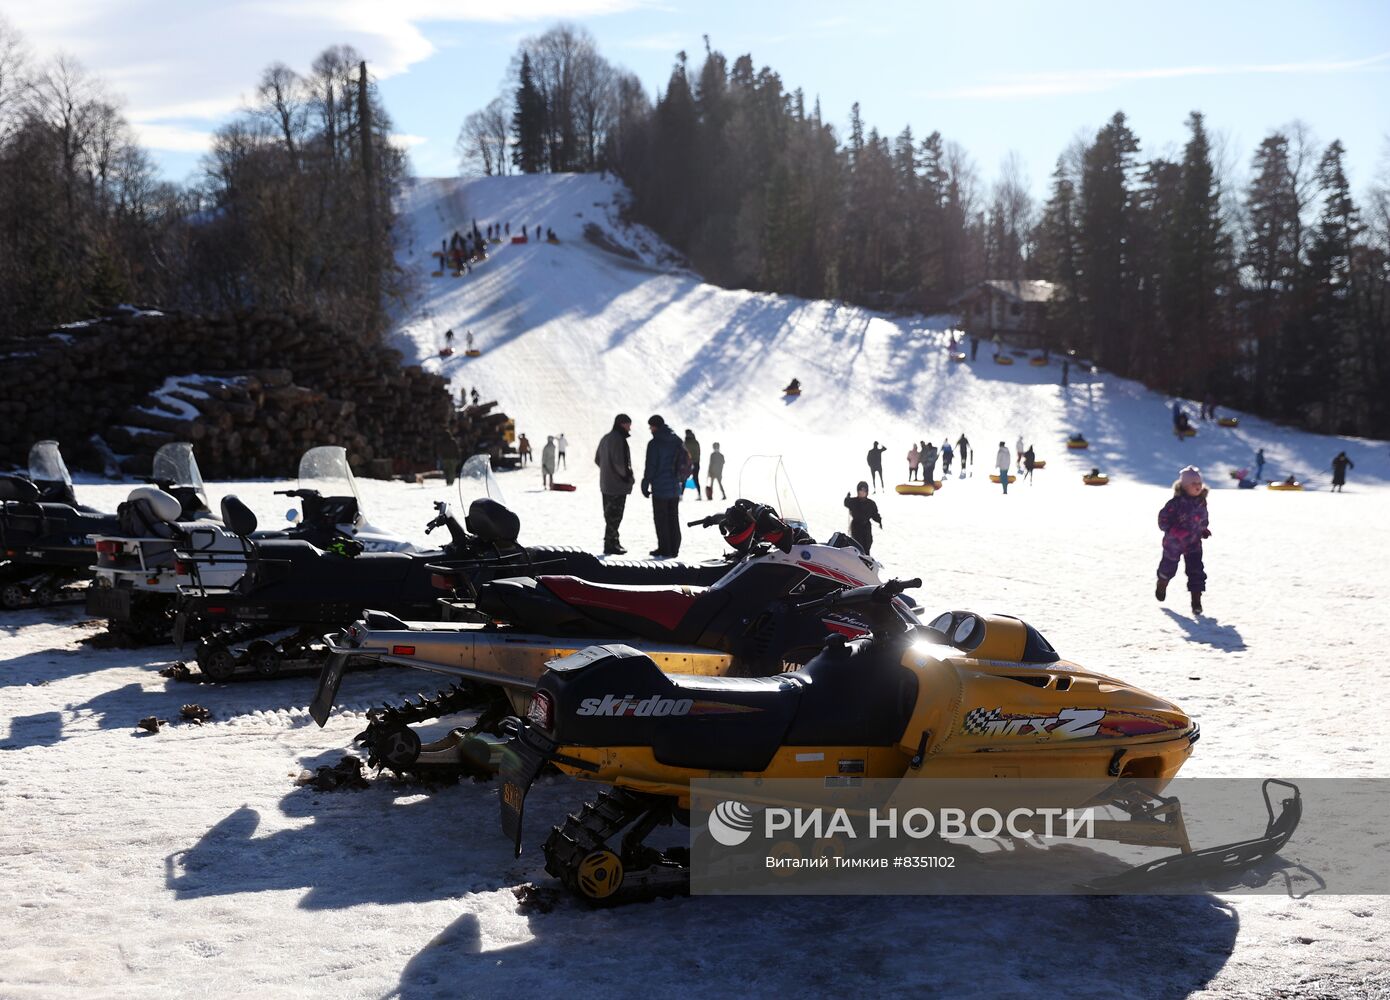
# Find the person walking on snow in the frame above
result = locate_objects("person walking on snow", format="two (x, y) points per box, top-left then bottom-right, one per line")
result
(995, 442), (1012, 494)
(1331, 451), (1354, 492)
(541, 436), (557, 490)
(683, 430), (702, 499)
(1023, 445), (1036, 484)
(941, 439), (953, 476)
(866, 441), (887, 491)
(1254, 448), (1266, 483)
(907, 443), (920, 482)
(517, 433), (532, 467)
(1156, 465), (1210, 615)
(642, 415), (686, 558)
(707, 443), (727, 500)
(557, 433), (568, 469)
(956, 433), (970, 476)
(595, 414), (635, 554)
(844, 482), (883, 555)
(1015, 435), (1026, 474)
(921, 441), (939, 485)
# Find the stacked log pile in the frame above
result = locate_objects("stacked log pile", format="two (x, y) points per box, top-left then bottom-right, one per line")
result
(0, 307), (513, 478)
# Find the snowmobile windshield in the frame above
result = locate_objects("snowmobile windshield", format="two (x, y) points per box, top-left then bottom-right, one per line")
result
(295, 445), (364, 529)
(458, 453), (505, 509)
(28, 440), (73, 488)
(151, 442), (206, 499)
(736, 455), (808, 535)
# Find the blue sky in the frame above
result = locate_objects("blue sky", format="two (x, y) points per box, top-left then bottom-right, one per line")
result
(4, 0), (1387, 199)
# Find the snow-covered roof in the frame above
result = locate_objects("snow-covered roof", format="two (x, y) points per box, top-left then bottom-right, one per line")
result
(951, 279), (1057, 305)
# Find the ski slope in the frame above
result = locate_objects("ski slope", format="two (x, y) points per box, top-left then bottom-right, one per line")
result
(2, 173), (1389, 1000)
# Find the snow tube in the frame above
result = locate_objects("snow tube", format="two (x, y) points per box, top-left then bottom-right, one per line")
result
(1066, 439), (1089, 450)
(994, 355), (1014, 365)
(1268, 481), (1303, 491)
(464, 349), (482, 357)
(439, 347), (454, 357)
(549, 483), (577, 492)
(1237, 479), (1257, 490)
(511, 235), (528, 244)
(547, 237), (560, 244)
(1031, 460), (1046, 469)
(895, 483), (935, 496)
(1218, 417), (1239, 427)
(1029, 356), (1048, 366)
(950, 352), (967, 362)
(783, 388), (801, 396)
(430, 270), (444, 277)
(989, 474), (1017, 484)
(1083, 475), (1110, 486)
(1176, 427), (1197, 438)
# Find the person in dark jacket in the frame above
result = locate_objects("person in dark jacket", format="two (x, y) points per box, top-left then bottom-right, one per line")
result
(1155, 465), (1210, 614)
(844, 481), (883, 554)
(1331, 451), (1354, 492)
(866, 441), (888, 491)
(683, 430), (701, 499)
(921, 441), (938, 484)
(642, 415), (685, 558)
(1023, 445), (1036, 484)
(595, 414), (635, 554)
(956, 433), (970, 475)
(707, 443), (727, 500)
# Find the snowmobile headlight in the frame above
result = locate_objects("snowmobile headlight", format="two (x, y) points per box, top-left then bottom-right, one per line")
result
(527, 691), (554, 730)
(952, 615), (979, 646)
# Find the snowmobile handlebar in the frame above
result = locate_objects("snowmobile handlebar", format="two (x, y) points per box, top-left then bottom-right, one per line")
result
(793, 577), (922, 614)
(273, 488), (323, 499)
(687, 512), (725, 528)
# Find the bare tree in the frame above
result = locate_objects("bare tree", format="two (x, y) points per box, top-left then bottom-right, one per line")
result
(456, 96), (509, 176)
(256, 62), (306, 166)
(0, 13), (29, 137)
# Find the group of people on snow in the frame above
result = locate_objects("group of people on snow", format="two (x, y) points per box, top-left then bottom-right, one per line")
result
(594, 416), (727, 557)
(905, 436), (964, 484)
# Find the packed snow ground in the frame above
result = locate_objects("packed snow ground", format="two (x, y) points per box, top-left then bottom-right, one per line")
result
(4, 174), (1390, 1000)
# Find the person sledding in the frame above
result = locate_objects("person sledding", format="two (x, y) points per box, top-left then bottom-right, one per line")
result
(1155, 465), (1210, 615)
(783, 377), (802, 395)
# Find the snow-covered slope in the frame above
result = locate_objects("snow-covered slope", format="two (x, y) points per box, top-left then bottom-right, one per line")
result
(393, 172), (1389, 498)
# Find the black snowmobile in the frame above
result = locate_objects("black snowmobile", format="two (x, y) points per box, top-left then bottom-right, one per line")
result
(176, 458), (734, 682)
(0, 441), (122, 610)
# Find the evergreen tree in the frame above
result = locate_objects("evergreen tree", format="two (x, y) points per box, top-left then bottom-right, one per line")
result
(510, 52), (546, 173)
(1078, 112), (1141, 370)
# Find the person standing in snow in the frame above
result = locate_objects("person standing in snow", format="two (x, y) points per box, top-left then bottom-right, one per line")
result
(1156, 465), (1210, 615)
(1023, 445), (1036, 484)
(707, 443), (727, 500)
(557, 433), (568, 469)
(1015, 435), (1026, 474)
(941, 439), (953, 476)
(470, 387), (480, 406)
(642, 415), (685, 557)
(956, 433), (970, 475)
(921, 440), (939, 484)
(517, 433), (532, 467)
(907, 443), (920, 482)
(995, 441), (1012, 494)
(465, 331), (475, 351)
(683, 430), (701, 499)
(444, 329), (455, 349)
(866, 442), (887, 491)
(1254, 448), (1266, 483)
(541, 436), (557, 490)
(1331, 451), (1354, 493)
(970, 335), (979, 361)
(595, 414), (635, 554)
(844, 482), (883, 554)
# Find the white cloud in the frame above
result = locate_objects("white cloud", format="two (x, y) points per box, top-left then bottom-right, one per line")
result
(130, 121), (215, 153)
(389, 132), (428, 149)
(1, 0), (648, 137)
(922, 50), (1390, 101)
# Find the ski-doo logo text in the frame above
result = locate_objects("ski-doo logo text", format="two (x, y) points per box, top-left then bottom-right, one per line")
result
(577, 695), (694, 717)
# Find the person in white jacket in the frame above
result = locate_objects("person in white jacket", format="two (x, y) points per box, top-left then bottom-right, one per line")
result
(1016, 435), (1026, 473)
(996, 441), (1012, 494)
(556, 433), (568, 469)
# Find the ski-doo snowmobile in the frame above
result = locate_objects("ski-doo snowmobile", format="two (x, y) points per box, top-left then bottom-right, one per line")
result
(0, 441), (121, 609)
(177, 457), (734, 682)
(309, 499), (893, 782)
(498, 580), (1303, 905)
(88, 445), (422, 643)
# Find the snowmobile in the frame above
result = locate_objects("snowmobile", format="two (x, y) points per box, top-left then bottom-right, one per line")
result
(176, 456), (734, 682)
(0, 441), (122, 609)
(87, 445), (421, 644)
(498, 580), (1303, 905)
(308, 497), (894, 782)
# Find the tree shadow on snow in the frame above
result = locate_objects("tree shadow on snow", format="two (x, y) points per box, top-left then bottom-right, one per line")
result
(390, 891), (1239, 1000)
(1161, 609), (1247, 652)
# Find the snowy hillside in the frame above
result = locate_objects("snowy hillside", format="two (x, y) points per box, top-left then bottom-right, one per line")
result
(2, 172), (1388, 999)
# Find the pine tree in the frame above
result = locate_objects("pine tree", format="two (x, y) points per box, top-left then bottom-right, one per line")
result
(510, 52), (546, 173)
(1078, 112), (1141, 371)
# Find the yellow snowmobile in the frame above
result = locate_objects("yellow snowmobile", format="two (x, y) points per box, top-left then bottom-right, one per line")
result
(498, 579), (1301, 904)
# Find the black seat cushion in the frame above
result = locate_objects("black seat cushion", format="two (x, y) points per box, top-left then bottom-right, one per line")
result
(524, 547), (729, 586)
(781, 640), (919, 746)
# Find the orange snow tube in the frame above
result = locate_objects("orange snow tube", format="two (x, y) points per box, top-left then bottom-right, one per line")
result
(1217, 417), (1239, 427)
(1029, 356), (1048, 366)
(989, 474), (1017, 484)
(1067, 438), (1089, 450)
(995, 354), (1015, 365)
(895, 483), (935, 496)
(464, 349), (482, 357)
(1082, 475), (1110, 486)
(1268, 481), (1303, 491)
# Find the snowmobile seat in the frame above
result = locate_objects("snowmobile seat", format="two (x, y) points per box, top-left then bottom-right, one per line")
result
(466, 498), (520, 545)
(0, 475), (40, 502)
(475, 576), (605, 634)
(542, 644), (805, 771)
(538, 576), (710, 633)
(523, 547), (727, 586)
(220, 496), (258, 538)
(780, 638), (919, 746)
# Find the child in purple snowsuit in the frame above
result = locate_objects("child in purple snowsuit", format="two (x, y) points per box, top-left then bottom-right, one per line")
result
(1155, 465), (1210, 614)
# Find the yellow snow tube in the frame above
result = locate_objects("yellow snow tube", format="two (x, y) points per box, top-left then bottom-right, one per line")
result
(995, 355), (1015, 365)
(1177, 427), (1197, 438)
(989, 474), (1017, 484)
(1083, 475), (1110, 486)
(1029, 356), (1048, 366)
(1268, 481), (1303, 491)
(896, 483), (935, 496)
(1217, 417), (1239, 427)
(1032, 460), (1046, 469)
(1067, 439), (1089, 450)
(464, 349), (482, 357)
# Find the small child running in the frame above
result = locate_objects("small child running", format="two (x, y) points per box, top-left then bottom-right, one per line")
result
(1155, 465), (1210, 615)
